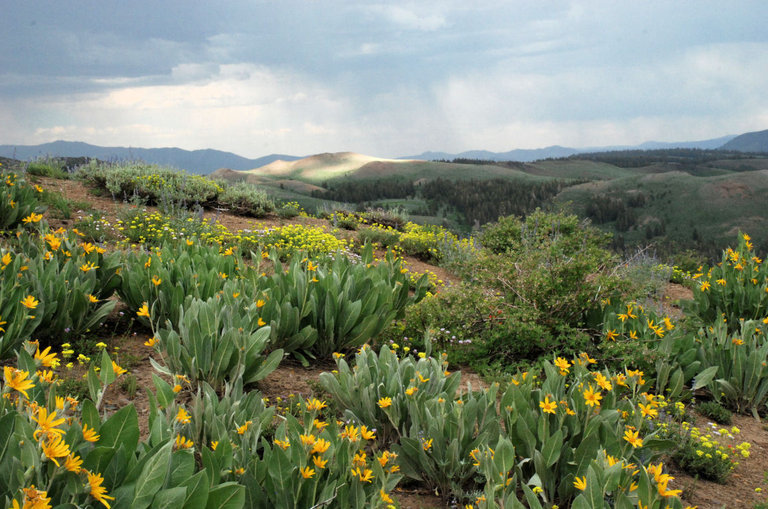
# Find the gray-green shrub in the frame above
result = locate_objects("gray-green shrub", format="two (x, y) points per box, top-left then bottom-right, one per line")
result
(217, 182), (275, 217)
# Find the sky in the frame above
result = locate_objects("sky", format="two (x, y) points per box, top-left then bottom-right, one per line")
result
(2, 1), (767, 158)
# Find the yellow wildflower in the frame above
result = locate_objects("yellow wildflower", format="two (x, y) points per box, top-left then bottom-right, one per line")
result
(4, 366), (35, 399)
(583, 385), (602, 407)
(539, 396), (557, 414)
(42, 434), (70, 466)
(65, 453), (83, 473)
(175, 408), (191, 425)
(21, 295), (39, 309)
(31, 407), (66, 442)
(623, 428), (643, 448)
(87, 470), (115, 508)
(554, 357), (570, 375)
(82, 423), (100, 442)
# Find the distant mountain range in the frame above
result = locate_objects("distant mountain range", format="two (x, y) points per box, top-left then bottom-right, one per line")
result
(1, 129), (767, 174)
(0, 141), (301, 174)
(403, 134), (740, 162)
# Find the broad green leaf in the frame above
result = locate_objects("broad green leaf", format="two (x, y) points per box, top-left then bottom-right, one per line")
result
(80, 399), (100, 431)
(692, 365), (719, 391)
(170, 449), (195, 486)
(98, 405), (139, 454)
(100, 350), (117, 386)
(205, 482), (245, 509)
(541, 429), (563, 468)
(201, 446), (220, 487)
(181, 470), (209, 509)
(87, 365), (102, 403)
(133, 441), (173, 509)
(150, 487), (187, 509)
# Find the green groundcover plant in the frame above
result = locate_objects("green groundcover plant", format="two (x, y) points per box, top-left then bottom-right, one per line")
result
(4, 176), (768, 509)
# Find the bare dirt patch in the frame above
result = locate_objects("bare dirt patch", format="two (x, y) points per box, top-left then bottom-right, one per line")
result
(36, 176), (127, 228)
(717, 180), (750, 200)
(661, 282), (693, 319)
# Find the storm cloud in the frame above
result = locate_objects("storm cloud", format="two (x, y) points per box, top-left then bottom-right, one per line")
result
(2, 1), (767, 157)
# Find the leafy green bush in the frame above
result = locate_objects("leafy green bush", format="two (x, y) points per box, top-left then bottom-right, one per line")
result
(476, 225), (619, 327)
(394, 385), (501, 502)
(151, 297), (283, 392)
(320, 345), (461, 444)
(77, 160), (222, 206)
(479, 208), (594, 254)
(255, 244), (427, 360)
(391, 212), (621, 373)
(357, 224), (401, 249)
(461, 211), (623, 370)
(26, 158), (70, 179)
(229, 402), (400, 509)
(381, 284), (569, 373)
(688, 233), (768, 327)
(698, 401), (733, 425)
(0, 170), (46, 231)
(0, 348), (243, 509)
(217, 182), (275, 217)
(118, 240), (242, 329)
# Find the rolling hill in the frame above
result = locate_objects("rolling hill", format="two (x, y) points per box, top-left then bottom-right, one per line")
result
(556, 168), (768, 255)
(211, 152), (548, 185)
(4, 131), (768, 257)
(211, 149), (768, 251)
(720, 129), (768, 153)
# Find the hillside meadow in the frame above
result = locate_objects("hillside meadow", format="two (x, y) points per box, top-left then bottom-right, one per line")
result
(2, 160), (768, 508)
(210, 150), (768, 258)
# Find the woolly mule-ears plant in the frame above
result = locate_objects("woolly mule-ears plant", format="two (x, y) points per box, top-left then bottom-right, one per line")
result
(319, 344), (461, 445)
(151, 297), (283, 392)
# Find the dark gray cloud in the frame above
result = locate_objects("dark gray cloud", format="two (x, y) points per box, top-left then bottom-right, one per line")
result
(2, 1), (768, 156)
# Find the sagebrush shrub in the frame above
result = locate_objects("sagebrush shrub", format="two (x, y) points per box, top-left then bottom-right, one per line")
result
(217, 181), (275, 217)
